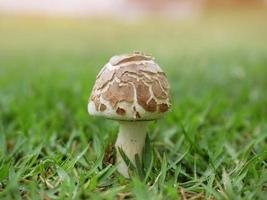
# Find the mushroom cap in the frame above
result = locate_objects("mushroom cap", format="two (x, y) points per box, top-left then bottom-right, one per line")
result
(88, 52), (171, 121)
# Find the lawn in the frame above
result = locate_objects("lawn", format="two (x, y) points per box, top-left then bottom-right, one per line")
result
(0, 9), (267, 199)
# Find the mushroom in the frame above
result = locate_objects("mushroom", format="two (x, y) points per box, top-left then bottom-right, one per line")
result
(88, 52), (171, 177)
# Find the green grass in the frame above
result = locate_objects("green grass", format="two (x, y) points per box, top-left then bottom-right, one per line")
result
(0, 10), (267, 199)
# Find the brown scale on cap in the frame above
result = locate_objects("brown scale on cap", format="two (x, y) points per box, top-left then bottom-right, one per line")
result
(158, 103), (169, 113)
(146, 99), (157, 112)
(89, 52), (171, 120)
(135, 80), (152, 112)
(102, 82), (134, 108)
(116, 107), (126, 115)
(100, 104), (107, 111)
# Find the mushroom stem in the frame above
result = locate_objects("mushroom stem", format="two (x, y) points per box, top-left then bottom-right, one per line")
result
(115, 121), (148, 178)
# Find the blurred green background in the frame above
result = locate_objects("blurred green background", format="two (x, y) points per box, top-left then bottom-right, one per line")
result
(0, 5), (267, 200)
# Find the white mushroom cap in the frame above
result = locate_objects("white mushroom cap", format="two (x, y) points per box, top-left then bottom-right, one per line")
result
(88, 52), (171, 121)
